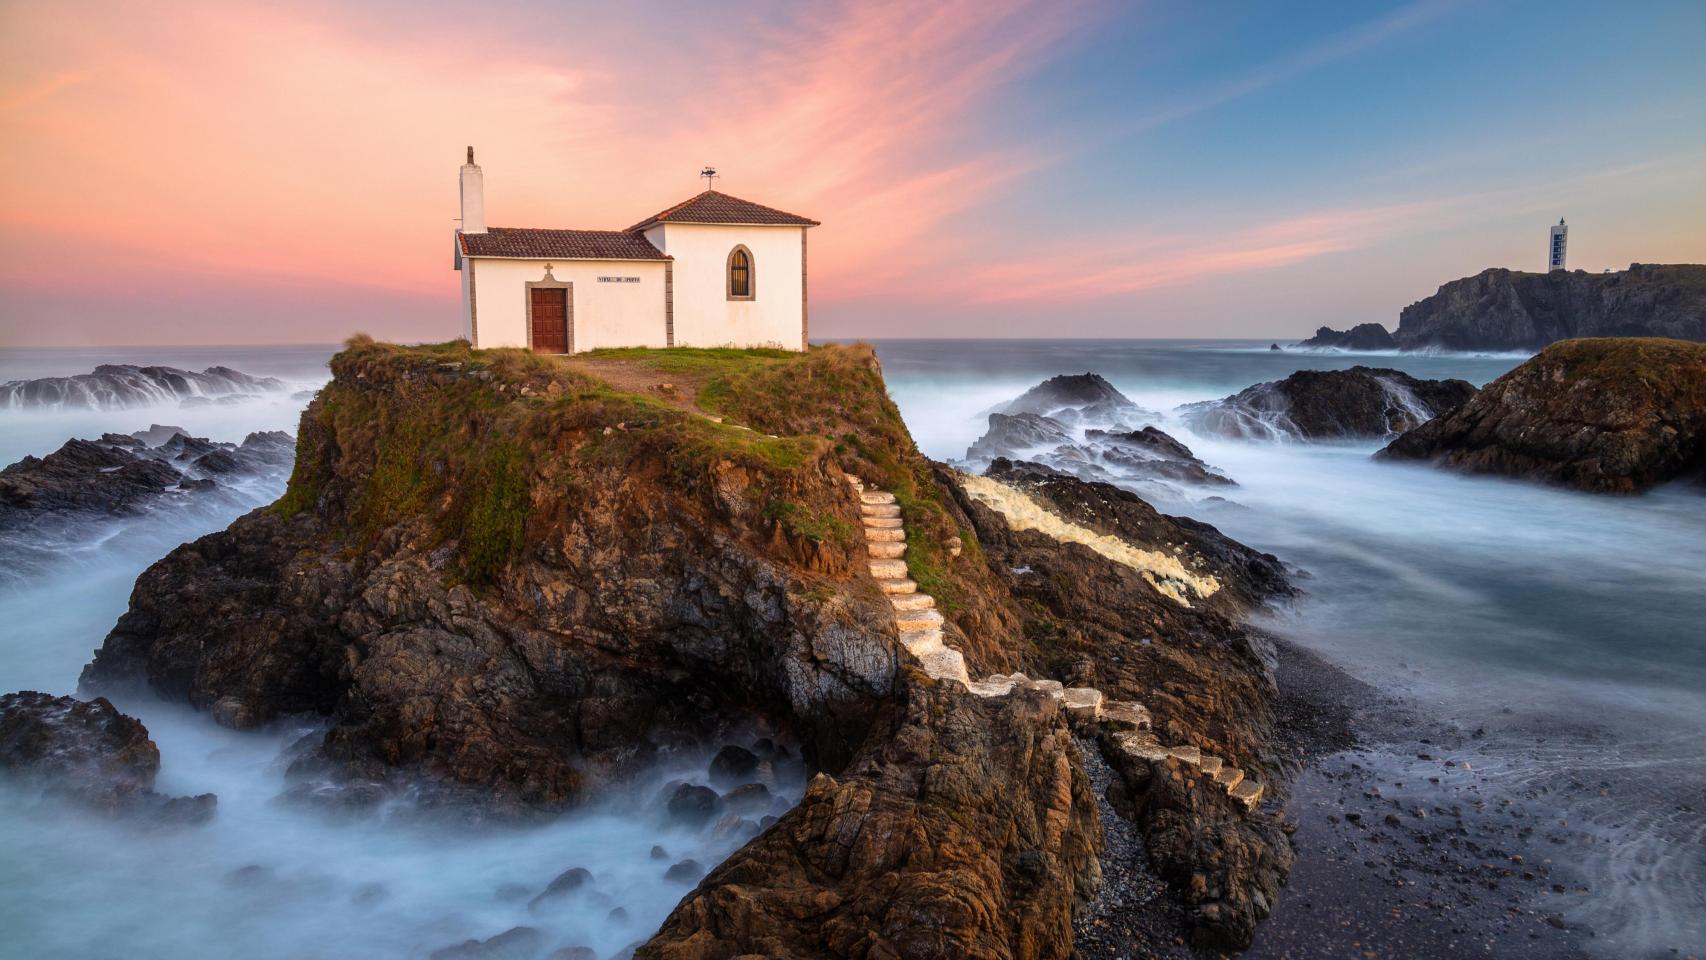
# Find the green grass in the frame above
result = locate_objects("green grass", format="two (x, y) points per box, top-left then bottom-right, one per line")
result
(274, 338), (855, 585)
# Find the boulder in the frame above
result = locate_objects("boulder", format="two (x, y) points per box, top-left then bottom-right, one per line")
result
(1378, 337), (1706, 492)
(707, 744), (759, 787)
(1179, 367), (1476, 440)
(0, 690), (215, 824)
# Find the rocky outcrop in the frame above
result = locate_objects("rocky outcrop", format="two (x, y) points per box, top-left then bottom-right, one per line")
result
(965, 376), (1233, 490)
(944, 464), (1295, 948)
(0, 691), (215, 823)
(0, 428), (294, 528)
(1296, 323), (1398, 351)
(0, 364), (287, 411)
(1378, 338), (1706, 492)
(1179, 367), (1477, 441)
(639, 679), (1100, 960)
(994, 373), (1157, 428)
(77, 340), (1305, 953)
(1394, 264), (1706, 351)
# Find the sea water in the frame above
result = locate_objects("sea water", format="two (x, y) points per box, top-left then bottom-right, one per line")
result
(872, 337), (1706, 956)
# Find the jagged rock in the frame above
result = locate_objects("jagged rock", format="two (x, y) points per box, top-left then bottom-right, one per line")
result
(1083, 427), (1235, 486)
(639, 682), (1099, 960)
(1394, 264), (1706, 351)
(1179, 367), (1476, 440)
(965, 412), (1075, 463)
(1296, 323), (1398, 351)
(0, 364), (287, 411)
(995, 373), (1157, 427)
(0, 429), (296, 530)
(1379, 337), (1706, 492)
(0, 691), (215, 824)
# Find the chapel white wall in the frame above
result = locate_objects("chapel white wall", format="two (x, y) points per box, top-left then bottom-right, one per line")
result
(646, 223), (805, 350)
(467, 258), (669, 352)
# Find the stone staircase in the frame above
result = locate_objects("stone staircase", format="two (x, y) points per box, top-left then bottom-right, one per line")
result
(845, 473), (1264, 812)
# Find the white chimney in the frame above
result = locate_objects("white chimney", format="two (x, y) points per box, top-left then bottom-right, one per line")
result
(459, 146), (486, 235)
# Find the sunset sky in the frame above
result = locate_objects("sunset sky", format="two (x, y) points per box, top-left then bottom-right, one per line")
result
(2, 0), (1703, 346)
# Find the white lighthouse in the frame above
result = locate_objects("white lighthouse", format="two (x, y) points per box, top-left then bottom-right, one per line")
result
(1548, 218), (1568, 272)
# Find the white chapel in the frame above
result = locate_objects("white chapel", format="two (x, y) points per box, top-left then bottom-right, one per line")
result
(452, 149), (818, 354)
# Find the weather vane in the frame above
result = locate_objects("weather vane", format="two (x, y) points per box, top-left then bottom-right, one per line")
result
(700, 166), (718, 189)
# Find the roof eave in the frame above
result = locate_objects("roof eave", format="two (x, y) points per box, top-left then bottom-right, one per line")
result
(461, 253), (674, 262)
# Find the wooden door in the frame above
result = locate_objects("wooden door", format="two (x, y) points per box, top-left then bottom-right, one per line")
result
(529, 287), (570, 353)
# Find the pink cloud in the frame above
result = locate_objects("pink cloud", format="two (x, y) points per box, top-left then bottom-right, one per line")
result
(0, 0), (1100, 343)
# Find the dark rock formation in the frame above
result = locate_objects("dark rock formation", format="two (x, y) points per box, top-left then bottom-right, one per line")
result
(981, 460), (1289, 615)
(0, 691), (215, 823)
(965, 412), (1076, 463)
(0, 427), (296, 528)
(1179, 367), (1476, 441)
(1394, 264), (1706, 351)
(941, 464), (1295, 947)
(1378, 337), (1706, 492)
(995, 372), (1157, 427)
(0, 364), (288, 411)
(966, 378), (1235, 489)
(1083, 427), (1235, 486)
(639, 680), (1100, 960)
(1296, 323), (1399, 351)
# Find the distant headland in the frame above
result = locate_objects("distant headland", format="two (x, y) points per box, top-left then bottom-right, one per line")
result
(1300, 263), (1706, 352)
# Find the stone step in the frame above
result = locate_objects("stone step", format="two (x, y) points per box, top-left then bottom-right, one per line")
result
(966, 676), (1019, 697)
(918, 647), (970, 685)
(1112, 731), (1170, 763)
(889, 593), (935, 611)
(894, 608), (944, 632)
(842, 473), (864, 488)
(1100, 700), (1153, 731)
(1211, 765), (1244, 791)
(864, 526), (906, 542)
(1166, 744), (1202, 766)
(876, 578), (918, 596)
(864, 516), (904, 530)
(860, 503), (902, 519)
(860, 490), (896, 506)
(900, 627), (943, 656)
(1061, 687), (1104, 721)
(1197, 755), (1223, 777)
(1229, 779), (1264, 811)
(868, 558), (908, 579)
(866, 541), (906, 559)
(1028, 679), (1065, 700)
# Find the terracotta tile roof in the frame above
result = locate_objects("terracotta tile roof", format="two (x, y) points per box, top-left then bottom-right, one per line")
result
(627, 190), (820, 231)
(459, 228), (670, 261)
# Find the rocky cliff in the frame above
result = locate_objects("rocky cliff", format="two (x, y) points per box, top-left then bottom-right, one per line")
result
(1378, 338), (1706, 493)
(1299, 264), (1706, 352)
(77, 338), (1305, 954)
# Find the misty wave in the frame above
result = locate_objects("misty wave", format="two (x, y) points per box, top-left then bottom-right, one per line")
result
(0, 364), (289, 412)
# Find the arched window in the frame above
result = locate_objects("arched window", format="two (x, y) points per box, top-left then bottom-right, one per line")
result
(727, 245), (755, 300)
